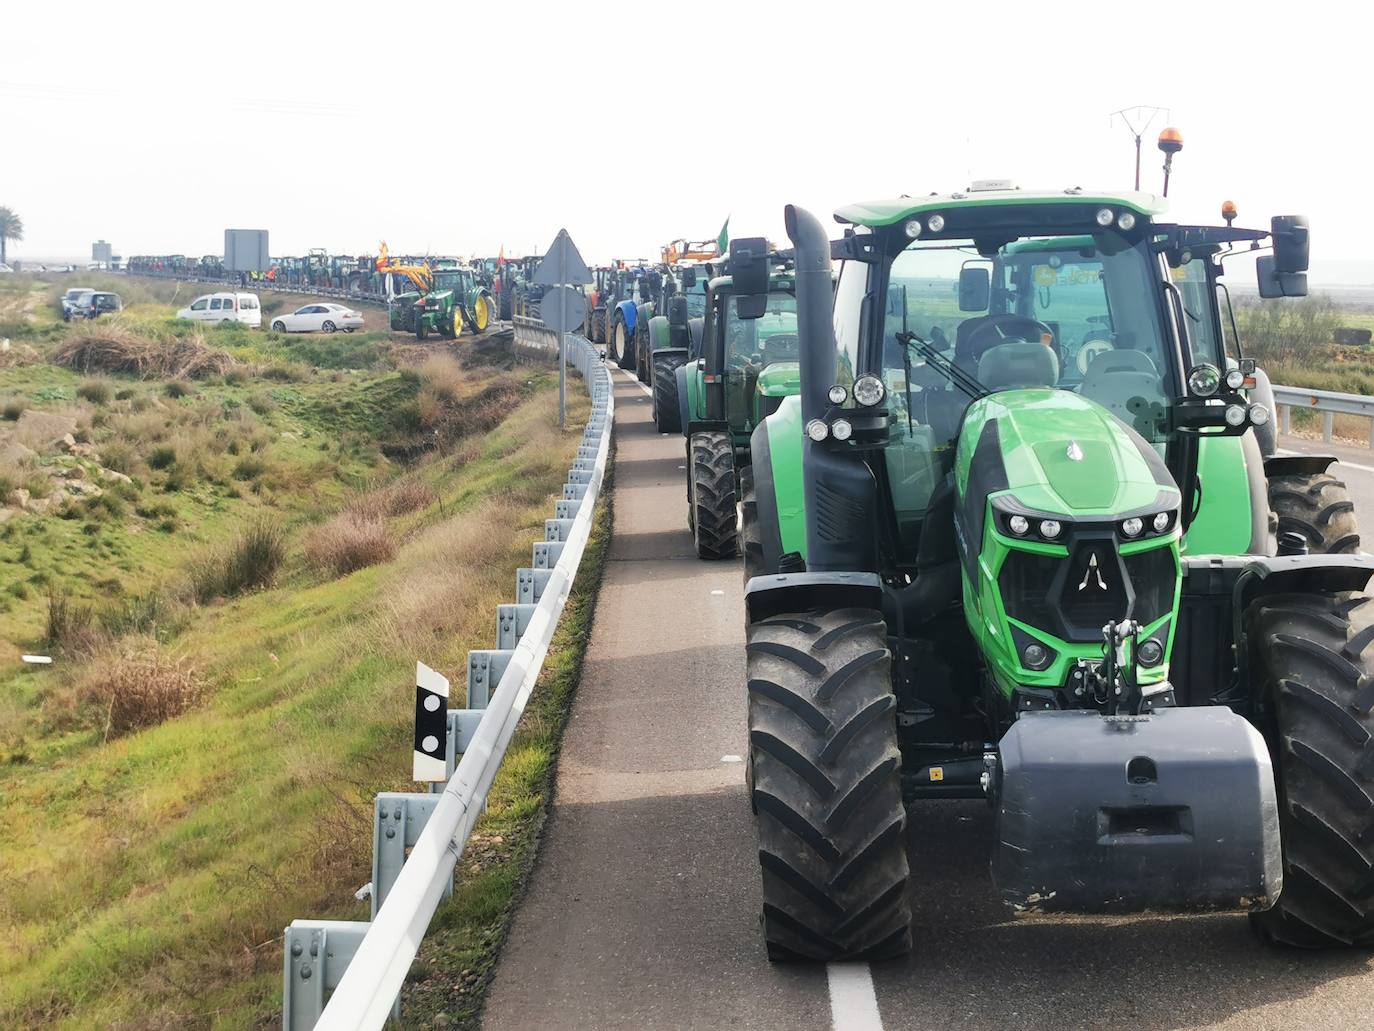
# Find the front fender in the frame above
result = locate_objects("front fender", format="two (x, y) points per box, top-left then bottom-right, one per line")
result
(616, 300), (637, 334)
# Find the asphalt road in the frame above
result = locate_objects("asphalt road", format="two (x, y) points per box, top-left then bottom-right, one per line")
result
(482, 402), (1374, 1031)
(1279, 432), (1374, 530)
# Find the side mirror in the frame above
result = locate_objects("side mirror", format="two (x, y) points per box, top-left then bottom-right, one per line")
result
(1257, 255), (1307, 298)
(1271, 215), (1310, 273)
(681, 267), (697, 288)
(729, 236), (770, 297)
(958, 267), (990, 311)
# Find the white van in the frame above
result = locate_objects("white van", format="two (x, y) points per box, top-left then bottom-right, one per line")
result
(177, 292), (262, 328)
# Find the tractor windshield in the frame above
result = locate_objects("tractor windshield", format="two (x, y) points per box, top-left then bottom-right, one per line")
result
(879, 233), (1173, 526)
(723, 291), (799, 433)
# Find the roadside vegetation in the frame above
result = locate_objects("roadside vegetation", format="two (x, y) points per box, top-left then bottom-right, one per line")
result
(0, 273), (591, 1027)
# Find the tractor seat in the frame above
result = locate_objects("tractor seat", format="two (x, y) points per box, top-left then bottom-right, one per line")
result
(977, 341), (1059, 391)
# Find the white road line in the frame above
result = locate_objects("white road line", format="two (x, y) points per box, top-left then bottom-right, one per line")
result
(617, 366), (653, 397)
(827, 963), (884, 1031)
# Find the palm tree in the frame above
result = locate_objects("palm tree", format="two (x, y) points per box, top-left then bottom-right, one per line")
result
(0, 207), (23, 266)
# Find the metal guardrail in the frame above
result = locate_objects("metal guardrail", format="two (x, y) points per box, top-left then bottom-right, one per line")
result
(1273, 384), (1374, 446)
(281, 327), (611, 1029)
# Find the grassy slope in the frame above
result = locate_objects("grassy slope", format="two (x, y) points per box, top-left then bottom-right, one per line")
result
(0, 276), (592, 1027)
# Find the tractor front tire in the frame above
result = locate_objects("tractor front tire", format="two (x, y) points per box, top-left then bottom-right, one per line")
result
(747, 607), (912, 961)
(652, 352), (686, 434)
(690, 431), (737, 560)
(635, 323), (651, 384)
(416, 320), (428, 341)
(740, 465), (765, 581)
(1249, 590), (1374, 947)
(613, 315), (634, 370)
(1269, 471), (1361, 555)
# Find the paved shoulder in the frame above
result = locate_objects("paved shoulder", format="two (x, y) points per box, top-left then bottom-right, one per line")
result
(483, 371), (827, 1030)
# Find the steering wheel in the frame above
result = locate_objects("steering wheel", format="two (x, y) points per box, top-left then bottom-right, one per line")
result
(963, 315), (1056, 359)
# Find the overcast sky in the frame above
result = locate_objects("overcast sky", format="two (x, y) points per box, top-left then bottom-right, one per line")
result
(3, 1), (1369, 280)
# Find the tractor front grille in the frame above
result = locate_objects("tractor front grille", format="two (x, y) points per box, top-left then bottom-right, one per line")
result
(998, 538), (1175, 643)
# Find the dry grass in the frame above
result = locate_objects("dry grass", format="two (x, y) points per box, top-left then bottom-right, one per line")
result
(78, 639), (202, 740)
(304, 512), (397, 577)
(52, 325), (237, 379)
(347, 478), (436, 518)
(418, 354), (465, 403)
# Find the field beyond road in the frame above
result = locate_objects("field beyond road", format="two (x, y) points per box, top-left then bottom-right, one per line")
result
(0, 273), (589, 1027)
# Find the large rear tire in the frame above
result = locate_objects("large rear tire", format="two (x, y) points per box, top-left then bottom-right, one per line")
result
(1269, 472), (1360, 555)
(635, 321), (651, 384)
(1249, 591), (1374, 947)
(652, 351), (686, 434)
(613, 315), (634, 370)
(690, 430), (737, 560)
(748, 607), (911, 961)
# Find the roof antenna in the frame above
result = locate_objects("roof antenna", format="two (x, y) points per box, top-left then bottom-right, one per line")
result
(1110, 106), (1170, 191)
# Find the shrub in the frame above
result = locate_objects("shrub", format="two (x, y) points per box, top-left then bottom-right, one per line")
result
(147, 444), (177, 470)
(231, 455), (269, 481)
(304, 512), (397, 577)
(261, 362), (309, 383)
(165, 380), (191, 399)
(190, 520), (285, 602)
(79, 640), (202, 739)
(99, 440), (140, 475)
(418, 354), (464, 403)
(47, 588), (100, 653)
(76, 380), (113, 405)
(246, 392), (277, 415)
(114, 387), (137, 401)
(2, 399), (24, 421)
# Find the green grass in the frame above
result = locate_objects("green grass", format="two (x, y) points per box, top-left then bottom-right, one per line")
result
(398, 458), (613, 1029)
(0, 284), (594, 1027)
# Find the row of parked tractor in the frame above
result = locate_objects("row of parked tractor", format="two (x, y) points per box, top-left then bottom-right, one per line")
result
(588, 178), (1374, 967)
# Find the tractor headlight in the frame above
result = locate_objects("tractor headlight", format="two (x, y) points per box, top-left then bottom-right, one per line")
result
(1137, 639), (1164, 666)
(1008, 515), (1029, 536)
(1249, 403), (1270, 426)
(1039, 519), (1062, 539)
(1152, 511), (1171, 532)
(805, 419), (829, 442)
(1022, 642), (1051, 670)
(1187, 364), (1221, 397)
(853, 375), (885, 407)
(1224, 404), (1248, 427)
(1117, 211), (1136, 231)
(831, 418), (853, 441)
(904, 219), (923, 239)
(1096, 207), (1115, 227)
(927, 213), (946, 233)
(827, 384), (848, 405)
(1225, 368), (1246, 391)
(1121, 516), (1143, 537)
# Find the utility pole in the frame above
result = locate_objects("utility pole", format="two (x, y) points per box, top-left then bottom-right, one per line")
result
(1110, 106), (1170, 190)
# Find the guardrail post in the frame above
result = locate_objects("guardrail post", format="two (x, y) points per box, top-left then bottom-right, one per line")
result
(1323, 411), (1335, 442)
(1280, 404), (1291, 436)
(282, 920), (372, 1031)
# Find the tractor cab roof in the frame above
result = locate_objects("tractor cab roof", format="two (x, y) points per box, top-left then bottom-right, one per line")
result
(834, 187), (1168, 228)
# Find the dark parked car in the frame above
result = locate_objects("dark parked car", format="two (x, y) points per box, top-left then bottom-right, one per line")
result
(63, 290), (122, 321)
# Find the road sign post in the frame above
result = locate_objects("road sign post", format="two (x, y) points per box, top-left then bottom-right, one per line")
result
(533, 229), (593, 429)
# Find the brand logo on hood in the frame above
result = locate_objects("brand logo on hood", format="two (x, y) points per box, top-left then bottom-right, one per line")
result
(1078, 552), (1108, 592)
(1066, 441), (1085, 462)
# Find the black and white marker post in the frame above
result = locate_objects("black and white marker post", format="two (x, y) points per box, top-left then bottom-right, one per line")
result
(532, 228), (593, 429)
(413, 661), (450, 783)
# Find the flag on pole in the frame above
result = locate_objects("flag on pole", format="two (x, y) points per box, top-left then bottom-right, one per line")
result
(716, 217), (730, 253)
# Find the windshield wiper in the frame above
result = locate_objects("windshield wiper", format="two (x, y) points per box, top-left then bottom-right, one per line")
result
(896, 330), (989, 401)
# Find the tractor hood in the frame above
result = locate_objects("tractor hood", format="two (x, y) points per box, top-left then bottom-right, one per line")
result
(756, 362), (800, 397)
(957, 388), (1177, 518)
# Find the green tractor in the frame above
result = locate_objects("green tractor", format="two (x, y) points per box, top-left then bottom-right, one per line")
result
(642, 264), (713, 435)
(389, 263), (495, 340)
(741, 187), (1374, 962)
(676, 241), (800, 560)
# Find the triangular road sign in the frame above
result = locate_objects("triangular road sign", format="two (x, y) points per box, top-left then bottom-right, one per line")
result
(533, 228), (593, 286)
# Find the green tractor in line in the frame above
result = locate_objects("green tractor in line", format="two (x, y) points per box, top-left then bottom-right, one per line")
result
(741, 186), (1374, 962)
(389, 263), (495, 340)
(640, 264), (713, 434)
(672, 242), (801, 560)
